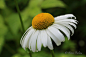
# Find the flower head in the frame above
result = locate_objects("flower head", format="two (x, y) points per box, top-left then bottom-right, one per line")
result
(32, 13), (54, 30)
(20, 13), (78, 52)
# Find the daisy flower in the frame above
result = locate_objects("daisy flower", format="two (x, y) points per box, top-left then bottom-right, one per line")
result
(20, 13), (78, 52)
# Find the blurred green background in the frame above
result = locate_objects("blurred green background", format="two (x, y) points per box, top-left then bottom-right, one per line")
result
(0, 0), (86, 57)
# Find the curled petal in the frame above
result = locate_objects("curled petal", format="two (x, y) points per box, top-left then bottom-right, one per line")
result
(55, 14), (76, 20)
(52, 24), (70, 40)
(48, 26), (65, 42)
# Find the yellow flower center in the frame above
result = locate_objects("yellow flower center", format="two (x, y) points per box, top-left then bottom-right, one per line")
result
(32, 13), (54, 30)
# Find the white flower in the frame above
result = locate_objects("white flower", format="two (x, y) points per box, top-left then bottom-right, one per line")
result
(20, 13), (78, 52)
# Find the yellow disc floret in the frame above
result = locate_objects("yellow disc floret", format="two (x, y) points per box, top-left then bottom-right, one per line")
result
(32, 13), (54, 30)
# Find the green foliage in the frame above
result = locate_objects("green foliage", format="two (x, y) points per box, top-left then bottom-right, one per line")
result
(29, 0), (43, 7)
(0, 0), (6, 9)
(55, 53), (86, 57)
(41, 0), (66, 9)
(5, 13), (20, 35)
(12, 51), (86, 57)
(0, 15), (7, 54)
(12, 54), (21, 57)
(62, 37), (76, 51)
(0, 36), (4, 53)
(17, 48), (27, 54)
(27, 0), (42, 17)
(0, 15), (7, 36)
(28, 7), (42, 17)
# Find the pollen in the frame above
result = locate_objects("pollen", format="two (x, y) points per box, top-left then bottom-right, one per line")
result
(32, 13), (54, 30)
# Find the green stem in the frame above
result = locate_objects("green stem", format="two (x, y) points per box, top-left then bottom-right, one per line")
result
(14, 0), (25, 32)
(50, 50), (55, 57)
(14, 0), (32, 57)
(29, 52), (32, 57)
(26, 48), (32, 57)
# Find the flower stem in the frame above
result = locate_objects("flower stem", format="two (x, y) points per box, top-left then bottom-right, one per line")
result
(14, 0), (25, 32)
(26, 48), (32, 57)
(14, 0), (32, 57)
(50, 50), (55, 57)
(29, 52), (32, 57)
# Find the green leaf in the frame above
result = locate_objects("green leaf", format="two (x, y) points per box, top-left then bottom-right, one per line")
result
(0, 15), (7, 54)
(0, 15), (7, 53)
(28, 7), (42, 17)
(1, 8), (13, 17)
(5, 13), (20, 35)
(12, 54), (22, 57)
(21, 7), (32, 30)
(41, 0), (66, 9)
(62, 38), (76, 51)
(23, 55), (30, 57)
(27, 0), (42, 17)
(0, 15), (7, 36)
(0, 25), (7, 36)
(0, 36), (4, 53)
(17, 48), (27, 54)
(21, 7), (30, 21)
(29, 0), (43, 8)
(0, 15), (4, 24)
(0, 0), (6, 9)
(33, 51), (50, 57)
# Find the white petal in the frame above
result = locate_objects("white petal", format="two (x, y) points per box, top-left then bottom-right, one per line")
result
(55, 21), (77, 29)
(37, 31), (42, 51)
(22, 28), (35, 50)
(20, 26), (32, 45)
(47, 35), (53, 50)
(55, 22), (74, 35)
(46, 28), (61, 46)
(55, 19), (77, 24)
(63, 24), (74, 35)
(48, 26), (65, 42)
(54, 14), (76, 20)
(40, 30), (47, 47)
(29, 29), (36, 49)
(30, 30), (39, 52)
(52, 24), (70, 40)
(69, 23), (77, 29)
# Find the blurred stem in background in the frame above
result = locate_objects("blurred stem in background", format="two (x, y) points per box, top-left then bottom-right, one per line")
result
(14, 0), (25, 32)
(14, 0), (32, 57)
(50, 50), (55, 57)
